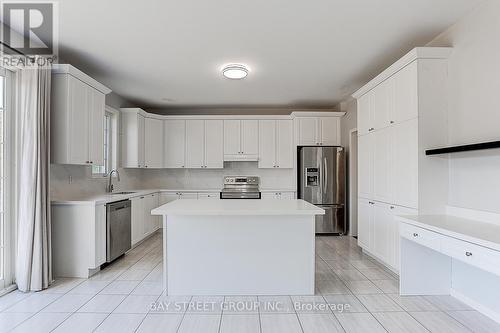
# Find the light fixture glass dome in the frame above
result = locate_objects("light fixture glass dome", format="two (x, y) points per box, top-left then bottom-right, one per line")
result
(222, 64), (249, 80)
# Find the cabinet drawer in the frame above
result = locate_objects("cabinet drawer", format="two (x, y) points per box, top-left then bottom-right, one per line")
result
(400, 223), (442, 252)
(441, 236), (500, 277)
(198, 192), (220, 200)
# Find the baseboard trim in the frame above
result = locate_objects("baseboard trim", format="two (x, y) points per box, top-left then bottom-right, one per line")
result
(451, 289), (500, 324)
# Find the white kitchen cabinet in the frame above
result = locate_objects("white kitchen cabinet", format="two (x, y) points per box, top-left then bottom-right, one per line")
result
(204, 120), (224, 168)
(160, 192), (180, 205)
(258, 119), (293, 169)
(224, 120), (259, 160)
(296, 116), (340, 146)
(144, 118), (164, 168)
(262, 191), (295, 199)
(372, 78), (395, 130)
(373, 127), (393, 203)
(185, 120), (205, 168)
(357, 92), (373, 136)
(179, 192), (198, 199)
(131, 195), (145, 246)
(164, 119), (186, 168)
(51, 65), (110, 166)
(394, 61), (418, 123)
(392, 118), (418, 209)
(51, 202), (109, 278)
(144, 193), (159, 235)
(358, 134), (373, 199)
(198, 192), (220, 199)
(186, 120), (224, 169)
(354, 48), (451, 273)
(121, 109), (146, 168)
(357, 198), (373, 250)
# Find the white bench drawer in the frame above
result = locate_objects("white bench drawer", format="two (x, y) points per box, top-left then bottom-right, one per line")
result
(441, 236), (500, 277)
(400, 223), (442, 252)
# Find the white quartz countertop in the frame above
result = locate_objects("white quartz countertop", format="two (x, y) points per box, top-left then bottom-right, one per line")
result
(152, 199), (324, 216)
(51, 188), (297, 206)
(397, 214), (500, 251)
(50, 189), (221, 206)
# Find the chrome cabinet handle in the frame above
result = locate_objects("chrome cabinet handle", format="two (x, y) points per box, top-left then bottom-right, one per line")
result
(390, 121), (395, 124)
(465, 252), (472, 257)
(390, 206), (395, 209)
(413, 233), (419, 237)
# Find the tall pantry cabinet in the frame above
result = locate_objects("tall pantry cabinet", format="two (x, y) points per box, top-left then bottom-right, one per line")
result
(353, 47), (451, 273)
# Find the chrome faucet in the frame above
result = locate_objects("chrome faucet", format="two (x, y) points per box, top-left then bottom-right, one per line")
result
(107, 169), (121, 193)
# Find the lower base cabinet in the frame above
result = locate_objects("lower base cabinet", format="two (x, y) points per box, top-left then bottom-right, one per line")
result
(131, 193), (160, 246)
(261, 191), (295, 199)
(358, 197), (417, 272)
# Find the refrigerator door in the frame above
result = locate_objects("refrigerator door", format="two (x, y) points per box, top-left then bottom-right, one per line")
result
(321, 147), (345, 205)
(315, 204), (345, 234)
(299, 147), (323, 204)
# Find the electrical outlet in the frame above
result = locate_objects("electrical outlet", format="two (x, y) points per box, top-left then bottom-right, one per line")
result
(68, 175), (73, 184)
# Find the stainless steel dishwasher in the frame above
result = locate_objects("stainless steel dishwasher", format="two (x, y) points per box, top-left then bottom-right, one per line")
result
(106, 199), (131, 262)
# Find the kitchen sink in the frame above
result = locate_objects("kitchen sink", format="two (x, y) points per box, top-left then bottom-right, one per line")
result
(110, 191), (136, 195)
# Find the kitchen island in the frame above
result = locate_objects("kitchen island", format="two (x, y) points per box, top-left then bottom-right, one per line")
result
(152, 199), (324, 296)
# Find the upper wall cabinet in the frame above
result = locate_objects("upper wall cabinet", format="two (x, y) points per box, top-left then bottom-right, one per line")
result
(224, 120), (259, 161)
(121, 108), (146, 168)
(296, 116), (341, 146)
(186, 119), (224, 169)
(258, 119), (294, 169)
(164, 119), (186, 168)
(144, 117), (163, 168)
(51, 64), (111, 166)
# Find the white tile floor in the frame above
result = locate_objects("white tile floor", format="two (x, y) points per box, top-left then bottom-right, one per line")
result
(1, 232), (500, 332)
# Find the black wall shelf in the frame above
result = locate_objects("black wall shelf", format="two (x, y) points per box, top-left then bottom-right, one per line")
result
(425, 141), (500, 156)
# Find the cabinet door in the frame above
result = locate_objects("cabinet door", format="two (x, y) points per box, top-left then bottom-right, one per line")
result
(372, 79), (394, 130)
(258, 120), (276, 168)
(394, 61), (418, 123)
(144, 118), (163, 168)
(241, 120), (259, 155)
(131, 197), (144, 245)
(160, 192), (180, 205)
(137, 114), (146, 168)
(164, 120), (186, 168)
(320, 117), (340, 145)
(147, 193), (159, 233)
(185, 120), (205, 168)
(373, 128), (393, 203)
(262, 192), (278, 199)
(94, 204), (106, 267)
(223, 120), (241, 155)
(391, 205), (418, 272)
(373, 202), (391, 263)
(280, 192), (295, 199)
(358, 198), (373, 250)
(297, 118), (318, 145)
(358, 134), (373, 199)
(276, 120), (294, 168)
(68, 77), (89, 164)
(88, 88), (105, 166)
(357, 93), (372, 136)
(204, 120), (224, 168)
(198, 192), (220, 199)
(392, 118), (418, 209)
(179, 192), (198, 199)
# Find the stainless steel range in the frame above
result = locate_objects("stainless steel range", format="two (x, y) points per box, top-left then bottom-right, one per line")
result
(220, 176), (261, 199)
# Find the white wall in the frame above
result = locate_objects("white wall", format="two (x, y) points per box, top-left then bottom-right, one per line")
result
(135, 162), (295, 191)
(427, 0), (500, 213)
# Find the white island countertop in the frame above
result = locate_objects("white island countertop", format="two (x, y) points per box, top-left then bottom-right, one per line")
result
(152, 199), (324, 216)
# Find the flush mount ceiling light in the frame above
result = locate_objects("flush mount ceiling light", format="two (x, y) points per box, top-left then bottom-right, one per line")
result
(222, 64), (249, 80)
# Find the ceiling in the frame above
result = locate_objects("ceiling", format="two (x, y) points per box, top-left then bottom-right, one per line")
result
(57, 0), (482, 110)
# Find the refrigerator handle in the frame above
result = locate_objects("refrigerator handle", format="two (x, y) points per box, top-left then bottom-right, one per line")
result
(323, 157), (328, 193)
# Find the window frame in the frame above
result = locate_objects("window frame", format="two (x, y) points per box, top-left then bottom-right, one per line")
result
(0, 66), (15, 293)
(91, 106), (119, 178)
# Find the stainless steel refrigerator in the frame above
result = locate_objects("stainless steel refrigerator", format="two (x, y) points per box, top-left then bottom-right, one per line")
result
(298, 146), (346, 234)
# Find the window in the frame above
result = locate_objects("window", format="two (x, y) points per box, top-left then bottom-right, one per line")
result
(0, 68), (13, 291)
(92, 107), (118, 177)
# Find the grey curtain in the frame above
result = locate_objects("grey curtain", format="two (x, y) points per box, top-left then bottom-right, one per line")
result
(15, 61), (52, 292)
